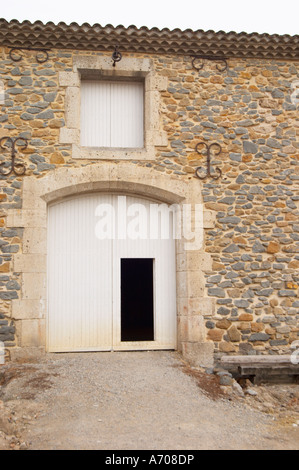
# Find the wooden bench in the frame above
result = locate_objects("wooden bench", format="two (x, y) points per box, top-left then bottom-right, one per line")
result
(220, 355), (299, 384)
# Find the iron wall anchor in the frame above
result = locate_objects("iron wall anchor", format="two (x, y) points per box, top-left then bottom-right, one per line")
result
(9, 47), (50, 64)
(112, 46), (122, 67)
(0, 136), (28, 176)
(191, 55), (228, 72)
(195, 142), (222, 180)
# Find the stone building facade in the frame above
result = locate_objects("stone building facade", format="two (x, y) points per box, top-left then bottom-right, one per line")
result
(0, 19), (298, 365)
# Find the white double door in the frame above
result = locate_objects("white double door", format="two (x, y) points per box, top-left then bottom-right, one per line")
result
(47, 194), (176, 352)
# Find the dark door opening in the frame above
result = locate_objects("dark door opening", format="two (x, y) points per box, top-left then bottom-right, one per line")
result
(121, 258), (154, 342)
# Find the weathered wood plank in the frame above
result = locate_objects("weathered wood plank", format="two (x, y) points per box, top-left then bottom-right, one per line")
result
(239, 366), (299, 374)
(221, 355), (293, 365)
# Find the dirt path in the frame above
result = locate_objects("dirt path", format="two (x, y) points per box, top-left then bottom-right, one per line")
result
(0, 351), (299, 450)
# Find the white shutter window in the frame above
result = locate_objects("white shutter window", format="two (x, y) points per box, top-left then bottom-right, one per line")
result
(81, 80), (144, 148)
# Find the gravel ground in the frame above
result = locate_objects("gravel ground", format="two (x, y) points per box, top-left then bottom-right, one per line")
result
(0, 350), (299, 450)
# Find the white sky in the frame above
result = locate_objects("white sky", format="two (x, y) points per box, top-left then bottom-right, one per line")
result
(0, 0), (298, 35)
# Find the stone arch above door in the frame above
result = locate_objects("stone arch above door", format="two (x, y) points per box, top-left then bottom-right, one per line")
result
(7, 162), (216, 366)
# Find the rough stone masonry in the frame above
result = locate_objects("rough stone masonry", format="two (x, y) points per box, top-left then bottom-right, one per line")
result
(0, 21), (298, 362)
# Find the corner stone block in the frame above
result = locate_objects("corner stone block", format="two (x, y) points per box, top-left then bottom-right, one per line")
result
(187, 271), (206, 299)
(177, 252), (212, 272)
(188, 315), (206, 342)
(178, 315), (206, 344)
(203, 210), (216, 229)
(22, 228), (47, 254)
(147, 129), (168, 147)
(9, 346), (46, 362)
(199, 297), (216, 317)
(21, 191), (46, 211)
(13, 254), (46, 273)
(176, 271), (205, 299)
(147, 75), (168, 92)
(58, 71), (80, 87)
(145, 90), (160, 131)
(12, 299), (45, 320)
(59, 127), (80, 145)
(21, 272), (46, 300)
(7, 209), (47, 229)
(177, 316), (188, 347)
(181, 341), (214, 368)
(65, 87), (80, 129)
(177, 297), (216, 318)
(15, 319), (46, 347)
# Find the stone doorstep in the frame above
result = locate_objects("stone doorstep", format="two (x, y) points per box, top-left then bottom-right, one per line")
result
(5, 346), (46, 363)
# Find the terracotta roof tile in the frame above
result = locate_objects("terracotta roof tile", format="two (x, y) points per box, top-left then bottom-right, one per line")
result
(0, 18), (298, 60)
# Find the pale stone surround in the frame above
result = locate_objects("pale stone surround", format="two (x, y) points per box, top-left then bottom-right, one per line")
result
(7, 163), (216, 366)
(59, 56), (168, 160)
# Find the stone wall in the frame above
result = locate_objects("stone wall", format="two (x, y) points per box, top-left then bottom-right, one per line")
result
(158, 56), (299, 358)
(0, 46), (298, 358)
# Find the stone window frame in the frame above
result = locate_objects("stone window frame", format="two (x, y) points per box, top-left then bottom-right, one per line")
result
(59, 56), (168, 160)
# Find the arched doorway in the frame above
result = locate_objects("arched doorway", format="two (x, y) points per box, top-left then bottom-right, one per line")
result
(47, 193), (177, 352)
(11, 162), (214, 366)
